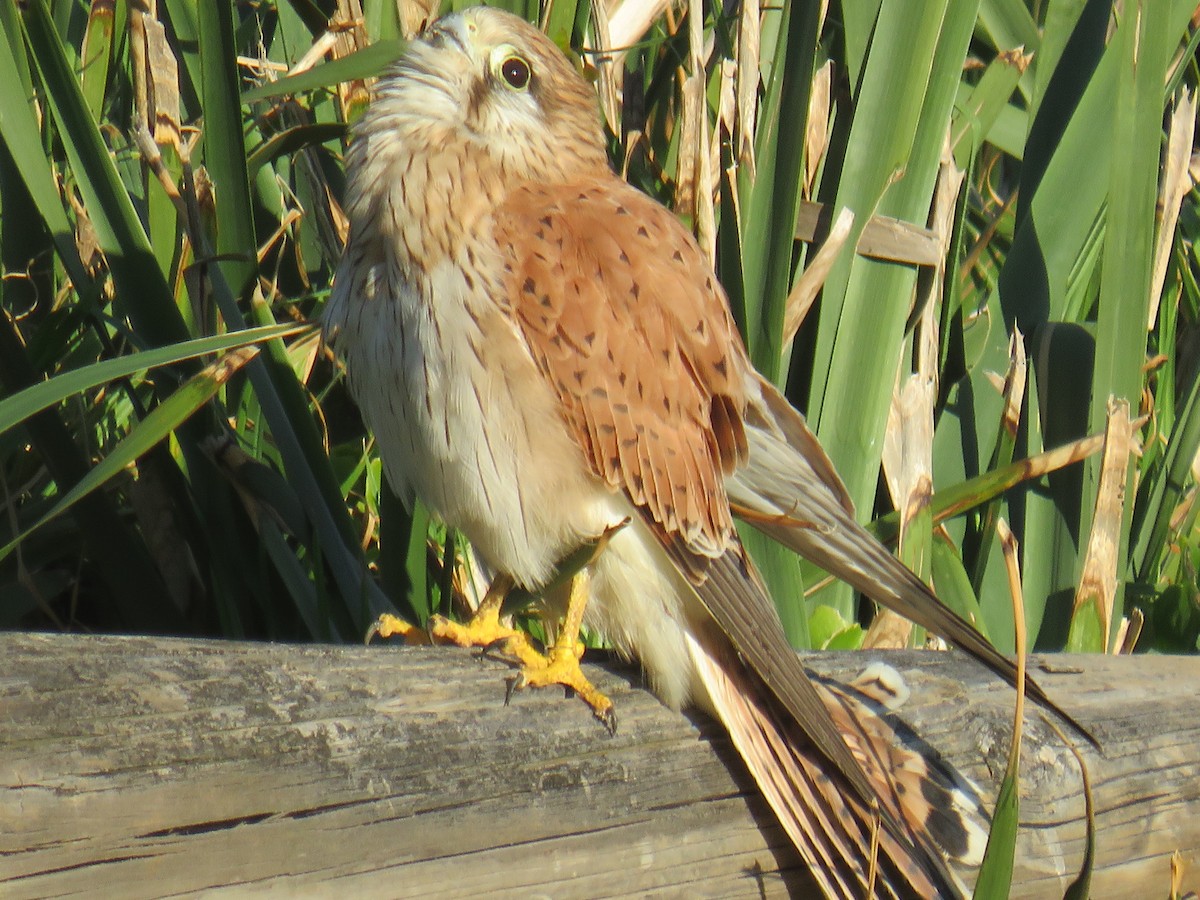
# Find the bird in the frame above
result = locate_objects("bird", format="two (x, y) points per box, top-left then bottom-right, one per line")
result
(323, 8), (1087, 897)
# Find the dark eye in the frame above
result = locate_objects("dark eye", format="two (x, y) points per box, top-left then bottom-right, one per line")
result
(500, 55), (531, 90)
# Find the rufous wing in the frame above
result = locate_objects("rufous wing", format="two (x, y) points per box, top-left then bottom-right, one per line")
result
(494, 177), (748, 569)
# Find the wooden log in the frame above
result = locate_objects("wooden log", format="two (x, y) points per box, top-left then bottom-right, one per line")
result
(1, 632), (1196, 898)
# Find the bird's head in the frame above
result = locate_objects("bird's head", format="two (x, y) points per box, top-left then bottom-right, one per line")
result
(362, 6), (609, 184)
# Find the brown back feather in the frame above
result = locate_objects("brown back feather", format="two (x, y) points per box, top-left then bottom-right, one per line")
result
(495, 178), (749, 566)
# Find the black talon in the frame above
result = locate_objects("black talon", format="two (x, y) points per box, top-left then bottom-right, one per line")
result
(480, 636), (513, 663)
(364, 614), (395, 645)
(504, 673), (524, 706)
(599, 706), (617, 736)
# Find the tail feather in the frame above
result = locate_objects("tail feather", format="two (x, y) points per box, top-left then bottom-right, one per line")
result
(820, 677), (988, 869)
(729, 372), (1095, 746)
(688, 633), (984, 899)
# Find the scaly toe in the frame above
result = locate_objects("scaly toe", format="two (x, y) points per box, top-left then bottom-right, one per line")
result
(507, 646), (616, 732)
(365, 613), (431, 646)
(428, 612), (524, 649)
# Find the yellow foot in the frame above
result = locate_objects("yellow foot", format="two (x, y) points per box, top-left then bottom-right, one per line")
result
(365, 613), (433, 646)
(420, 571), (523, 651)
(503, 640), (617, 735)
(427, 611), (530, 653)
(427, 605), (615, 733)
(370, 571), (617, 734)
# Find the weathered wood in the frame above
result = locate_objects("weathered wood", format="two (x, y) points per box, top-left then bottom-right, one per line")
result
(1, 633), (1196, 898)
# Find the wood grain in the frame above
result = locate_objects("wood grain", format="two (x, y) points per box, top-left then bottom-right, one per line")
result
(2, 633), (1196, 898)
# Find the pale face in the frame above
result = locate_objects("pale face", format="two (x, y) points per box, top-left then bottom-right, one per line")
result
(368, 7), (608, 183)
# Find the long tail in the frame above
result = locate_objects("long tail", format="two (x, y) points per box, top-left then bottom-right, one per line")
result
(688, 632), (986, 899)
(729, 372), (1094, 744)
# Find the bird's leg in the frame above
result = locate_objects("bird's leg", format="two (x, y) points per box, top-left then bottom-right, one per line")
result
(375, 524), (626, 732)
(427, 572), (532, 650)
(366, 573), (524, 648)
(430, 565), (616, 732)
(505, 567), (616, 734)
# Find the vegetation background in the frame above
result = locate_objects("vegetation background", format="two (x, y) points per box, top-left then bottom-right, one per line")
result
(1, 0), (1198, 669)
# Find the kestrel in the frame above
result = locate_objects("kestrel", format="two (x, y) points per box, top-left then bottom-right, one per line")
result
(324, 8), (1086, 897)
